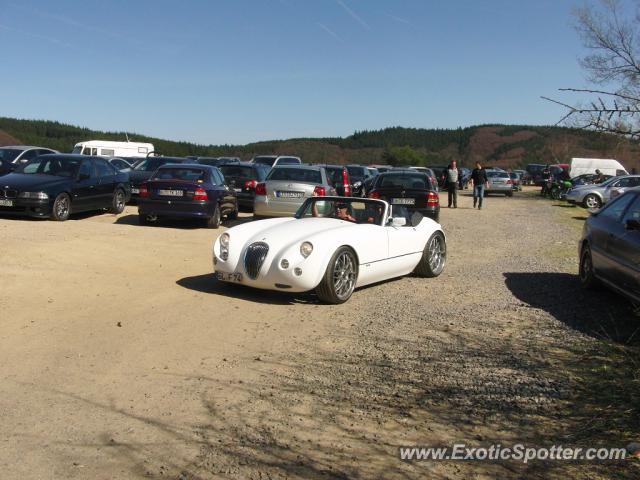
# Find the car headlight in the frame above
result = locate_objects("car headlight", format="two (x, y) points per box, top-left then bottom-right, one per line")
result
(18, 191), (48, 200)
(300, 241), (313, 258)
(220, 233), (230, 248)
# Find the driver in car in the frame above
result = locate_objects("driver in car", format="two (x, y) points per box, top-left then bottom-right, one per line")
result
(335, 202), (357, 222)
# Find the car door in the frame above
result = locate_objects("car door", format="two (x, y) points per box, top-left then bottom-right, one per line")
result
(72, 158), (100, 211)
(94, 158), (119, 207)
(608, 194), (640, 298)
(385, 208), (429, 277)
(213, 168), (235, 213)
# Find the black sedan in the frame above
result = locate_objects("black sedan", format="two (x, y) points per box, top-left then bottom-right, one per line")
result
(137, 164), (238, 228)
(367, 170), (440, 222)
(128, 156), (194, 201)
(579, 188), (640, 303)
(219, 162), (270, 210)
(0, 154), (130, 221)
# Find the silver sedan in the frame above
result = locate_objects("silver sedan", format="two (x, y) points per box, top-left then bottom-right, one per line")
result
(253, 165), (337, 217)
(485, 171), (514, 196)
(565, 175), (640, 209)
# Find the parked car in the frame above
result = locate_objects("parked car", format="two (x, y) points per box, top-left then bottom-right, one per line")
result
(197, 157), (241, 167)
(409, 167), (438, 191)
(570, 157), (628, 178)
(486, 171), (514, 196)
(371, 165), (393, 173)
(213, 196), (446, 303)
(314, 164), (352, 196)
(571, 173), (613, 186)
(459, 167), (472, 189)
(565, 175), (640, 209)
(250, 155), (302, 168)
(137, 164), (237, 228)
(367, 169), (440, 221)
(513, 169), (530, 185)
(427, 165), (449, 189)
(108, 157), (135, 172)
(346, 165), (376, 197)
(579, 188), (640, 303)
(219, 162), (270, 210)
(0, 154), (130, 221)
(128, 156), (194, 200)
(71, 140), (153, 158)
(0, 146), (58, 175)
(253, 165), (336, 218)
(526, 163), (547, 186)
(509, 172), (522, 191)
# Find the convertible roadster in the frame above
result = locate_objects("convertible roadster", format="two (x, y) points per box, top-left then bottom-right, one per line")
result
(213, 197), (446, 303)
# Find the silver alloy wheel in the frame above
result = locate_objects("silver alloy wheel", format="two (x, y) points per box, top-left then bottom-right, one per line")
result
(332, 251), (356, 300)
(428, 234), (445, 273)
(115, 190), (125, 211)
(55, 196), (69, 218)
(585, 194), (601, 209)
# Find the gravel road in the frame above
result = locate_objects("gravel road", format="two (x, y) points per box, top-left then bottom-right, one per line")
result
(0, 188), (637, 479)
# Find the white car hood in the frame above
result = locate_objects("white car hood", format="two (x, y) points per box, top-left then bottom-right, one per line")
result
(246, 217), (357, 247)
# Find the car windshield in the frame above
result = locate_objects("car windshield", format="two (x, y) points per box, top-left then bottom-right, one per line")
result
(135, 158), (175, 171)
(220, 165), (258, 180)
(16, 156), (81, 177)
(253, 156), (277, 166)
(347, 166), (366, 177)
(267, 167), (322, 183)
(488, 171), (509, 178)
(296, 198), (386, 225)
(378, 173), (430, 189)
(151, 167), (206, 181)
(0, 148), (22, 163)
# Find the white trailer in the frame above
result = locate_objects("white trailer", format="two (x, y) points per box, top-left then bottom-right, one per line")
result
(569, 158), (628, 177)
(71, 140), (154, 158)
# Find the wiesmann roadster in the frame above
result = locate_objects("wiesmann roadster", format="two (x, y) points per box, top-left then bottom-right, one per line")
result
(213, 196), (446, 303)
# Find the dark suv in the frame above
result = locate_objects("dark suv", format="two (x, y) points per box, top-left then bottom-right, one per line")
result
(219, 162), (270, 210)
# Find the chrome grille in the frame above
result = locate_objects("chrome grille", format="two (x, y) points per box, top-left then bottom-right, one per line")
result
(0, 189), (18, 199)
(244, 242), (269, 279)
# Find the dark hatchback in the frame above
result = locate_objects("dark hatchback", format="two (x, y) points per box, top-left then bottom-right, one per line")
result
(346, 165), (376, 197)
(137, 164), (238, 228)
(579, 188), (640, 303)
(219, 162), (270, 210)
(0, 154), (130, 221)
(128, 156), (194, 200)
(367, 170), (440, 222)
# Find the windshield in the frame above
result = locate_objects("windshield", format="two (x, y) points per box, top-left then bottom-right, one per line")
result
(253, 156), (277, 167)
(221, 165), (258, 180)
(347, 166), (366, 177)
(71, 146), (82, 154)
(267, 167), (321, 183)
(17, 156), (81, 177)
(135, 158), (174, 172)
(296, 198), (386, 225)
(151, 167), (206, 181)
(0, 148), (22, 163)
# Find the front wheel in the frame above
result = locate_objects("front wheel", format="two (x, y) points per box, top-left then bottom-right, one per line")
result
(414, 231), (446, 277)
(316, 247), (358, 304)
(579, 245), (597, 289)
(109, 189), (126, 214)
(206, 205), (221, 229)
(583, 194), (602, 209)
(51, 193), (71, 221)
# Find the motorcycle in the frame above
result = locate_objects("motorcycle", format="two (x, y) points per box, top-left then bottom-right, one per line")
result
(549, 179), (573, 200)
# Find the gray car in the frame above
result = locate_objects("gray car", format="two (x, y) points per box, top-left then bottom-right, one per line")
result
(253, 165), (337, 218)
(565, 175), (640, 209)
(485, 171), (514, 196)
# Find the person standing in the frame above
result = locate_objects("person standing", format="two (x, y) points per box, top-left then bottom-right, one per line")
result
(446, 161), (459, 208)
(470, 161), (488, 209)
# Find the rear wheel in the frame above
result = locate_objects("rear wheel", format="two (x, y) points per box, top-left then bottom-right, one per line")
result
(109, 188), (126, 214)
(414, 231), (446, 277)
(583, 194), (602, 209)
(51, 193), (71, 221)
(316, 247), (358, 304)
(579, 245), (597, 289)
(206, 205), (221, 229)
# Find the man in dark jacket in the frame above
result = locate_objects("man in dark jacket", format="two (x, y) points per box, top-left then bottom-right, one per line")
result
(470, 161), (488, 209)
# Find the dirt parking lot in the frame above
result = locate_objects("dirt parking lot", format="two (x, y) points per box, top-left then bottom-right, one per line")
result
(1, 189), (638, 479)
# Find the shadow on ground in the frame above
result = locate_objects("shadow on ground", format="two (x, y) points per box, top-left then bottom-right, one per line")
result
(504, 272), (639, 344)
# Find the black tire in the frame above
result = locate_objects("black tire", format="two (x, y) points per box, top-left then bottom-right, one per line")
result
(206, 205), (221, 229)
(579, 245), (597, 289)
(316, 246), (358, 304)
(583, 194), (602, 209)
(414, 231), (447, 277)
(51, 193), (71, 221)
(109, 188), (126, 214)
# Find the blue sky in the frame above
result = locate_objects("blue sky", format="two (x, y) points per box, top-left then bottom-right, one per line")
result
(1, 0), (590, 145)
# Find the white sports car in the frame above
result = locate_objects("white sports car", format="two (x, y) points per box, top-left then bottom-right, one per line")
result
(213, 197), (446, 303)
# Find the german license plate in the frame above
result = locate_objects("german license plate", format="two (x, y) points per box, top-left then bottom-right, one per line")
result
(233, 188), (241, 193)
(158, 189), (183, 196)
(0, 199), (13, 207)
(276, 191), (303, 198)
(392, 198), (415, 205)
(217, 272), (243, 282)
(131, 188), (140, 194)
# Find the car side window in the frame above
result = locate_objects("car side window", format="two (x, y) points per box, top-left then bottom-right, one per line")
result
(78, 159), (95, 179)
(598, 193), (635, 222)
(622, 195), (640, 223)
(95, 159), (115, 177)
(20, 149), (39, 163)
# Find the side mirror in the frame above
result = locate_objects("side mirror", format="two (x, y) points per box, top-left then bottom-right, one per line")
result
(625, 219), (640, 231)
(391, 217), (407, 227)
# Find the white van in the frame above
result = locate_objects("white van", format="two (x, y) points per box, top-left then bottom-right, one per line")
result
(71, 140), (154, 158)
(569, 158), (628, 178)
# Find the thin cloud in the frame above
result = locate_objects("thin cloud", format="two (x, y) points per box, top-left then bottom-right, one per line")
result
(316, 22), (343, 42)
(336, 0), (371, 30)
(0, 23), (82, 51)
(386, 13), (412, 25)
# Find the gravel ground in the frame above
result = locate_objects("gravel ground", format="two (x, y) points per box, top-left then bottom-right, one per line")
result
(1, 188), (638, 479)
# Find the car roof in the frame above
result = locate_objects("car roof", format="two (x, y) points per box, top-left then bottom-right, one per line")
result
(220, 161), (262, 167)
(272, 164), (323, 171)
(1, 145), (52, 150)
